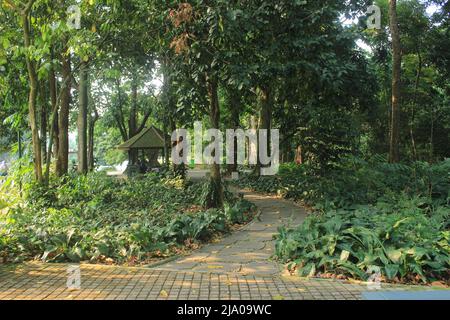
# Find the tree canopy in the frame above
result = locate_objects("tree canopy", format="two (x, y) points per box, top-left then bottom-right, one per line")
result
(0, 0), (449, 205)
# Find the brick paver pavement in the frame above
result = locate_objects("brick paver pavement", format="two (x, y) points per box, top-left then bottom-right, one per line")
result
(0, 263), (427, 300)
(0, 190), (439, 300)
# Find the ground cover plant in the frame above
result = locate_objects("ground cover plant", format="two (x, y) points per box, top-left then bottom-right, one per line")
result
(0, 171), (256, 265)
(0, 0), (449, 298)
(237, 157), (450, 285)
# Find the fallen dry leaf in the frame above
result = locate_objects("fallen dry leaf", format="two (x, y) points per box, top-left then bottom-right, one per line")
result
(431, 281), (448, 288)
(160, 290), (169, 298)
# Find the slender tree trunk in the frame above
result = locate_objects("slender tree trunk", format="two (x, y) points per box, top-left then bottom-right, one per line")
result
(49, 54), (59, 159)
(162, 62), (171, 166)
(87, 103), (99, 172)
(430, 107), (435, 163)
(163, 122), (169, 166)
(162, 58), (180, 172)
(255, 85), (272, 175)
(226, 90), (241, 175)
(77, 60), (89, 174)
(116, 78), (128, 140)
(39, 81), (48, 164)
(57, 49), (71, 176)
(295, 146), (303, 165)
(384, 69), (392, 153)
(389, 0), (402, 163)
(128, 74), (138, 165)
(410, 51), (422, 161)
(129, 75), (138, 136)
(169, 117), (178, 171)
(87, 88), (98, 172)
(22, 12), (43, 182)
(87, 123), (95, 171)
(44, 48), (60, 182)
(206, 75), (224, 209)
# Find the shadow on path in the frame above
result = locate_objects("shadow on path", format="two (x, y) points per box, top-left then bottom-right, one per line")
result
(152, 189), (307, 276)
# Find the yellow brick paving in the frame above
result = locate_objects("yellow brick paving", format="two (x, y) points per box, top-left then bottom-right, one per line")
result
(0, 262), (424, 300)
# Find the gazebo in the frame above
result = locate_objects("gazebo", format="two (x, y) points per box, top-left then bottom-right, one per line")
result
(117, 126), (168, 174)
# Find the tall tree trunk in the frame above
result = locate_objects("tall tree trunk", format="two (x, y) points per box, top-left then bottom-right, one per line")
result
(87, 124), (95, 171)
(206, 75), (224, 209)
(44, 65), (60, 183)
(114, 79), (128, 142)
(77, 60), (89, 174)
(87, 101), (99, 172)
(295, 146), (303, 165)
(128, 74), (138, 165)
(22, 11), (43, 182)
(409, 51), (422, 161)
(39, 81), (48, 164)
(165, 65), (173, 167)
(255, 85), (272, 175)
(169, 116), (179, 172)
(57, 49), (71, 176)
(163, 122), (169, 166)
(43, 47), (58, 182)
(162, 58), (180, 171)
(226, 89), (241, 175)
(49, 54), (59, 159)
(429, 107), (435, 163)
(389, 0), (402, 163)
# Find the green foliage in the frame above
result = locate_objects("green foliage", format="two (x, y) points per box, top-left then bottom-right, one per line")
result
(237, 157), (450, 284)
(0, 158), (34, 210)
(276, 197), (449, 283)
(0, 172), (253, 264)
(198, 176), (236, 209)
(225, 199), (256, 225)
(238, 157), (450, 209)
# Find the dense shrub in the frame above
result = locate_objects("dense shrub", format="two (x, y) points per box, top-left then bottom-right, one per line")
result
(238, 156), (450, 208)
(236, 156), (450, 284)
(276, 197), (449, 283)
(0, 172), (255, 264)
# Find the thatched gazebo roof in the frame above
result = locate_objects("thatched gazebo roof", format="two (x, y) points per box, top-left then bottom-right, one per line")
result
(117, 126), (167, 151)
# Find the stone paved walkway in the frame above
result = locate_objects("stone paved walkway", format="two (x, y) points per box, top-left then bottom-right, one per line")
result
(0, 190), (435, 300)
(153, 190), (306, 276)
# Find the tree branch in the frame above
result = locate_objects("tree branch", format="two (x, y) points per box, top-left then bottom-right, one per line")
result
(22, 0), (34, 15)
(136, 109), (152, 134)
(114, 114), (128, 141)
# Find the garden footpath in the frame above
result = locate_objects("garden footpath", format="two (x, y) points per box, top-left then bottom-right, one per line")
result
(153, 190), (306, 276)
(0, 190), (432, 300)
